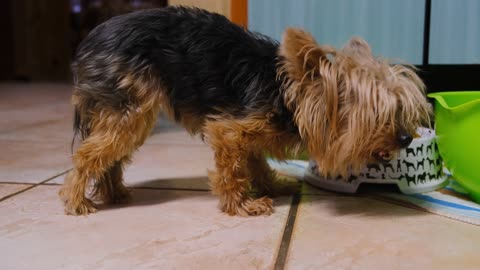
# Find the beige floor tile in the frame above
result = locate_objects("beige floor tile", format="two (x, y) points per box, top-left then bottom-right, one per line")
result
(0, 185), (291, 270)
(0, 140), (71, 183)
(0, 112), (73, 142)
(285, 195), (480, 270)
(0, 83), (73, 184)
(0, 87), (72, 141)
(0, 184), (32, 200)
(124, 144), (214, 188)
(147, 129), (205, 146)
(0, 83), (72, 110)
(0, 104), (71, 134)
(141, 133), (210, 190)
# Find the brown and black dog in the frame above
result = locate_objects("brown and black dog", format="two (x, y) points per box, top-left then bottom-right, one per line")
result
(61, 6), (431, 216)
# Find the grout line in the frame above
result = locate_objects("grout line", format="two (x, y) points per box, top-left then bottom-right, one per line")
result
(0, 169), (70, 203)
(0, 181), (62, 186)
(0, 181), (212, 192)
(0, 181), (40, 185)
(274, 193), (301, 270)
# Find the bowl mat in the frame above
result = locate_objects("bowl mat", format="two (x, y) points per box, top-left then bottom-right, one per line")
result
(268, 159), (480, 226)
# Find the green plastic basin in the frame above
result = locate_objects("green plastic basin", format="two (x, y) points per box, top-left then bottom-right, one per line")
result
(428, 91), (480, 203)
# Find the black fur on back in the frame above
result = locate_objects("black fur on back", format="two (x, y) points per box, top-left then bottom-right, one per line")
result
(72, 6), (297, 146)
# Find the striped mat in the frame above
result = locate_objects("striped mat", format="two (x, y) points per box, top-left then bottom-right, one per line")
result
(268, 159), (480, 226)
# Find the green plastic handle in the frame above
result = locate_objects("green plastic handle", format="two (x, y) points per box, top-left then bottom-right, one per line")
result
(428, 92), (480, 114)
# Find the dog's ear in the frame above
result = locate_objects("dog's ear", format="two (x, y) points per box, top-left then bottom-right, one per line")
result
(342, 37), (372, 56)
(279, 28), (334, 81)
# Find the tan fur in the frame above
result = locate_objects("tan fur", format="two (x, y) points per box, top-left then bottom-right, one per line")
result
(278, 28), (432, 175)
(60, 71), (163, 215)
(203, 114), (301, 216)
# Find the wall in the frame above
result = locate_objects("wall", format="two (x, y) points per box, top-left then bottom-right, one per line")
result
(430, 0), (480, 64)
(249, 0), (480, 65)
(169, 0), (231, 18)
(249, 0), (424, 64)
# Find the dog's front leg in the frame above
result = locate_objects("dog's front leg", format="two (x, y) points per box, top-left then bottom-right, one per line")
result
(204, 122), (273, 216)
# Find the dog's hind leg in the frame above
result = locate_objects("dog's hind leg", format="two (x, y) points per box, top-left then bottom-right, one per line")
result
(61, 75), (163, 215)
(60, 115), (133, 215)
(92, 158), (132, 205)
(60, 105), (159, 215)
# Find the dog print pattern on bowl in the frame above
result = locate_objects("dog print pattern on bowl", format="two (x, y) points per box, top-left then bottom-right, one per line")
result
(305, 128), (449, 194)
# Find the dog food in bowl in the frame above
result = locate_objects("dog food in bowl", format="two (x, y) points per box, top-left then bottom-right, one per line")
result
(305, 128), (448, 194)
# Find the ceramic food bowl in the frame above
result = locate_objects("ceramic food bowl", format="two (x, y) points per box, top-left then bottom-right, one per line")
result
(305, 128), (448, 194)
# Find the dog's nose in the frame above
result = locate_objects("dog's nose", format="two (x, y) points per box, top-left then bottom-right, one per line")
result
(397, 133), (413, 148)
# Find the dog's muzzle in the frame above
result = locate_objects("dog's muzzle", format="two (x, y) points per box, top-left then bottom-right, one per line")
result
(396, 132), (413, 148)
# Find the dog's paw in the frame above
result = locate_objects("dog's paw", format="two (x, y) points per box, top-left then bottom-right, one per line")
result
(224, 196), (274, 216)
(64, 199), (98, 216)
(243, 196), (274, 216)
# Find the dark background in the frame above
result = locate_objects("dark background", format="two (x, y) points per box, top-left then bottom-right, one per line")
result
(418, 0), (480, 92)
(0, 0), (478, 92)
(0, 0), (167, 82)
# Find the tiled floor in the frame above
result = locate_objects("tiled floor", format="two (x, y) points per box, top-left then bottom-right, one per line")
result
(1, 83), (479, 270)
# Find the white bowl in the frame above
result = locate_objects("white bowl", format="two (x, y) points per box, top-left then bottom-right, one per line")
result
(305, 128), (448, 194)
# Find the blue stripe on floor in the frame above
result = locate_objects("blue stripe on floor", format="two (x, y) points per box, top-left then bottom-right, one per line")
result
(412, 194), (480, 212)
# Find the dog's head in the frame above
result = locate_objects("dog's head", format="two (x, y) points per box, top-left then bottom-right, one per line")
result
(278, 28), (431, 175)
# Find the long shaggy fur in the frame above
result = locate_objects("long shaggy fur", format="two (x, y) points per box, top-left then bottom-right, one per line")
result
(278, 29), (431, 174)
(61, 6), (431, 216)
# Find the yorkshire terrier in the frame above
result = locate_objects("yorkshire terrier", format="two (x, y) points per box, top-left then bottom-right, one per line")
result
(61, 6), (431, 216)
